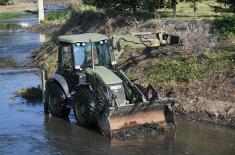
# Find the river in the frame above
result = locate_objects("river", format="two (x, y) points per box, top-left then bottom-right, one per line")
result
(0, 27), (234, 155)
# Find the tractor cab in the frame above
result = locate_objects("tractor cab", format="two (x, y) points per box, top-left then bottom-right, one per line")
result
(58, 33), (114, 73)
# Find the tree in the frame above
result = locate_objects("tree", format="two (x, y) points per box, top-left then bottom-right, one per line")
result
(212, 0), (235, 13)
(84, 0), (143, 13)
(170, 0), (178, 15)
(0, 0), (11, 5)
(180, 0), (201, 13)
(83, 0), (181, 15)
(142, 0), (165, 12)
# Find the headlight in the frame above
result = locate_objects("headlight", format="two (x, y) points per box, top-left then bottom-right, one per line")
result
(110, 85), (122, 91)
(107, 84), (126, 107)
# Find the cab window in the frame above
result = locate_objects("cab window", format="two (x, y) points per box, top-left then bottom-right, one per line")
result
(60, 45), (72, 70)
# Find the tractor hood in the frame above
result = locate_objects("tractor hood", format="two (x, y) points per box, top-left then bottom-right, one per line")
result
(92, 66), (122, 85)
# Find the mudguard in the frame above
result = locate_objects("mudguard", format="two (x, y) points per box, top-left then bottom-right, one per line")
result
(46, 74), (71, 98)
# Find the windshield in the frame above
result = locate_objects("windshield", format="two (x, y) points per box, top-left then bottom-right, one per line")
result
(73, 41), (112, 69)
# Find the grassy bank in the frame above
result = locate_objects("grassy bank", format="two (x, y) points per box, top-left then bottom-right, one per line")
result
(45, 11), (69, 21)
(143, 51), (235, 86)
(0, 12), (24, 21)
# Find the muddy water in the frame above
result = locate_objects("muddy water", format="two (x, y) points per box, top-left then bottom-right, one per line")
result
(0, 32), (235, 155)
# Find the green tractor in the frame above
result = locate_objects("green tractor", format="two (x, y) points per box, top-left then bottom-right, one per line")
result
(43, 33), (177, 137)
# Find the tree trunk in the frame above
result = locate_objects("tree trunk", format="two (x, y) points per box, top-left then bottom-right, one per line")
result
(172, 0), (177, 15)
(193, 1), (196, 13)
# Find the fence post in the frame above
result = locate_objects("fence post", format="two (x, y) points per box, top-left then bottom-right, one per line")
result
(41, 69), (48, 114)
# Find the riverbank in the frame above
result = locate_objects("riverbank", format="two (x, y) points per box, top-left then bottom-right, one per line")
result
(31, 4), (235, 128)
(0, 3), (37, 13)
(0, 1), (69, 33)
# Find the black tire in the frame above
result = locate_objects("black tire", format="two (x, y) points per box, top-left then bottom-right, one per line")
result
(74, 88), (98, 127)
(47, 82), (71, 118)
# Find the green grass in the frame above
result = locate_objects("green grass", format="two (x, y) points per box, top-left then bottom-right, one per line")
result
(0, 22), (19, 29)
(152, 0), (226, 19)
(213, 14), (235, 35)
(102, 0), (224, 20)
(0, 12), (24, 21)
(45, 11), (69, 21)
(144, 51), (235, 85)
(45, 4), (104, 22)
(46, 0), (225, 23)
(175, 1), (217, 17)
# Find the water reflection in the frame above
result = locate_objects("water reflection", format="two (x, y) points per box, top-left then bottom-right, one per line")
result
(0, 32), (45, 64)
(43, 115), (112, 155)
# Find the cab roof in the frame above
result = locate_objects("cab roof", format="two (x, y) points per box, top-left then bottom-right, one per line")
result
(58, 33), (108, 44)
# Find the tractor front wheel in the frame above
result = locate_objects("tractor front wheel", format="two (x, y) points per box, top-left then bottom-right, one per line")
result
(74, 88), (98, 127)
(47, 83), (71, 118)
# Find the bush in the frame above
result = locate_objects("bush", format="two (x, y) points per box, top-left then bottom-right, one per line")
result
(147, 58), (206, 83)
(16, 87), (42, 102)
(0, 0), (11, 5)
(146, 51), (235, 84)
(46, 11), (68, 21)
(213, 15), (235, 35)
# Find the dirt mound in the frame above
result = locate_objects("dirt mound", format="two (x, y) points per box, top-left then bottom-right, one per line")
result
(175, 72), (235, 127)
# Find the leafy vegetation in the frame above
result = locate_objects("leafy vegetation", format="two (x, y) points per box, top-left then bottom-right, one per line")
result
(0, 22), (19, 29)
(0, 0), (12, 6)
(16, 87), (42, 102)
(213, 14), (235, 50)
(83, 0), (220, 16)
(212, 0), (235, 13)
(78, 0), (220, 20)
(145, 51), (235, 85)
(213, 14), (235, 35)
(45, 11), (69, 21)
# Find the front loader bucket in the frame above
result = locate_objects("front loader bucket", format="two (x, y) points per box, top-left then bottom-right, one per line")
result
(98, 98), (175, 137)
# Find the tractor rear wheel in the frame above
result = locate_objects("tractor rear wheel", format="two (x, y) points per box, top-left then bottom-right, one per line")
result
(74, 88), (98, 126)
(47, 83), (71, 118)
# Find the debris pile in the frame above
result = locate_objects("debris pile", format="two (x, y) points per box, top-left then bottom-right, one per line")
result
(112, 123), (169, 140)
